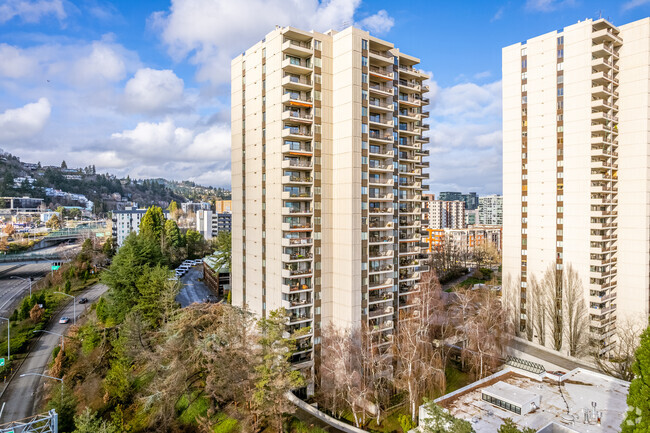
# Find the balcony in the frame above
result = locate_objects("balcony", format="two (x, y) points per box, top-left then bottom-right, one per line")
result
(282, 142), (312, 155)
(370, 294), (393, 307)
(369, 177), (393, 187)
(369, 249), (394, 260)
(591, 70), (617, 86)
(369, 49), (393, 64)
(369, 235), (394, 245)
(282, 191), (312, 200)
(369, 84), (394, 97)
(592, 42), (618, 59)
(282, 222), (313, 231)
(282, 252), (313, 262)
(288, 313), (313, 325)
(282, 57), (313, 74)
(281, 237), (313, 247)
(369, 264), (393, 275)
(398, 79), (421, 92)
(591, 56), (617, 72)
(369, 306), (394, 318)
(370, 320), (394, 333)
(369, 131), (394, 144)
(415, 135), (430, 143)
(282, 268), (313, 278)
(282, 206), (312, 216)
(369, 163), (393, 172)
(398, 65), (426, 79)
(398, 247), (419, 256)
(282, 126), (312, 140)
(398, 96), (421, 107)
(369, 193), (394, 201)
(282, 159), (312, 170)
(591, 98), (615, 112)
(398, 125), (420, 136)
(369, 66), (394, 81)
(591, 111), (618, 124)
(282, 282), (313, 294)
(282, 92), (313, 107)
(369, 99), (394, 113)
(282, 297), (313, 310)
(282, 174), (312, 184)
(282, 110), (313, 123)
(369, 207), (393, 215)
(369, 221), (393, 230)
(369, 147), (394, 158)
(282, 39), (312, 56)
(592, 27), (623, 46)
(369, 278), (393, 289)
(400, 272), (420, 282)
(590, 123), (614, 135)
(282, 74), (313, 91)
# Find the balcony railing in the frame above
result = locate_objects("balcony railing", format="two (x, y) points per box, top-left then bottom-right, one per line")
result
(369, 100), (393, 109)
(369, 49), (393, 60)
(284, 39), (311, 49)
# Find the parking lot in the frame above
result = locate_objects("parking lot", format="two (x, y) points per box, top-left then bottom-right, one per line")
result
(175, 263), (220, 307)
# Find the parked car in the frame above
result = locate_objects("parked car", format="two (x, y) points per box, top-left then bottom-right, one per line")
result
(194, 259), (203, 266)
(59, 317), (70, 324)
(78, 298), (88, 304)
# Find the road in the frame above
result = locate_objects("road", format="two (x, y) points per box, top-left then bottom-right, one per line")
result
(0, 283), (109, 425)
(0, 264), (51, 316)
(175, 265), (219, 307)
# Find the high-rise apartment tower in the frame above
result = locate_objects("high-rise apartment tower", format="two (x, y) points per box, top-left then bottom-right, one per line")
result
(503, 18), (650, 354)
(231, 26), (430, 392)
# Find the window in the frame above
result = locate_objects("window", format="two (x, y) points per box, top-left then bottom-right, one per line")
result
(557, 125), (564, 133)
(314, 90), (321, 101)
(557, 36), (564, 45)
(522, 95), (527, 104)
(362, 56), (368, 67)
(557, 87), (563, 96)
(362, 89), (368, 100)
(362, 73), (368, 83)
(557, 62), (564, 71)
(262, 48), (266, 57)
(521, 47), (527, 56)
(314, 40), (322, 50)
(314, 73), (322, 84)
(362, 106), (368, 117)
(314, 57), (322, 68)
(558, 49), (564, 58)
(362, 124), (368, 133)
(521, 72), (527, 80)
(557, 100), (564, 110)
(522, 58), (527, 69)
(557, 75), (564, 84)
(362, 39), (368, 50)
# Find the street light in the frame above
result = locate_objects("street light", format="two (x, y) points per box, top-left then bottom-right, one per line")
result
(0, 317), (8, 362)
(54, 292), (76, 325)
(10, 276), (33, 298)
(33, 330), (66, 351)
(20, 372), (63, 405)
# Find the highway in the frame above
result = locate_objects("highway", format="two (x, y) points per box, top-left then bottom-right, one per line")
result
(0, 283), (109, 425)
(0, 264), (51, 317)
(176, 265), (219, 307)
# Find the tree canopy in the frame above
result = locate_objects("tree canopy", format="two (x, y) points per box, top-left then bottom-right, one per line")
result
(622, 323), (650, 432)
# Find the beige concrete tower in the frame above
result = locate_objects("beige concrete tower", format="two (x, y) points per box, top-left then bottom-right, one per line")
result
(503, 18), (650, 355)
(231, 26), (430, 392)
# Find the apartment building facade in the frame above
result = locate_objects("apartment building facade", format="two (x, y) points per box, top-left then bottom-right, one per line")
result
(112, 207), (147, 247)
(231, 26), (430, 390)
(196, 209), (232, 240)
(422, 196), (465, 229)
(438, 191), (479, 210)
(479, 194), (503, 225)
(503, 18), (650, 354)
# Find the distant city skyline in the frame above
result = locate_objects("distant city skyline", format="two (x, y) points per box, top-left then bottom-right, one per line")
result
(0, 0), (649, 193)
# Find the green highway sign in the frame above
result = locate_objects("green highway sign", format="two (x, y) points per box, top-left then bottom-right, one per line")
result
(0, 357), (5, 367)
(51, 265), (61, 271)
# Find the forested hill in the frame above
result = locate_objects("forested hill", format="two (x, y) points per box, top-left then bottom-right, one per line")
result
(0, 150), (231, 213)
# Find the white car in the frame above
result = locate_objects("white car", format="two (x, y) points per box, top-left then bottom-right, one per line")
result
(59, 317), (70, 324)
(193, 259), (203, 266)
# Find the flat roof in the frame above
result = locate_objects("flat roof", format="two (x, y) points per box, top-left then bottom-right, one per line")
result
(433, 368), (629, 433)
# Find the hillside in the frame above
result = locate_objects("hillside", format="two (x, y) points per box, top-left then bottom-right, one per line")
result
(0, 150), (231, 214)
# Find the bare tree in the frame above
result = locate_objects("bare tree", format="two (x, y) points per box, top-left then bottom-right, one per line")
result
(542, 264), (563, 351)
(528, 275), (547, 346)
(502, 275), (524, 339)
(562, 265), (589, 356)
(595, 318), (644, 381)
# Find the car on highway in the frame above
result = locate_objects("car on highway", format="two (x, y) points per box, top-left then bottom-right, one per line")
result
(59, 317), (70, 324)
(78, 297), (88, 304)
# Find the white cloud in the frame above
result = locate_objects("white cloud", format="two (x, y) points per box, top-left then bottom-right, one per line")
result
(0, 44), (38, 78)
(123, 68), (185, 113)
(622, 0), (650, 12)
(150, 0), (393, 84)
(105, 120), (231, 186)
(358, 10), (394, 34)
(424, 79), (503, 195)
(72, 41), (128, 85)
(474, 70), (492, 80)
(0, 98), (51, 142)
(0, 0), (66, 24)
(490, 6), (505, 22)
(525, 0), (575, 12)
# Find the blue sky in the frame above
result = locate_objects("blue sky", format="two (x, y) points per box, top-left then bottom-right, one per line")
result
(0, 0), (649, 194)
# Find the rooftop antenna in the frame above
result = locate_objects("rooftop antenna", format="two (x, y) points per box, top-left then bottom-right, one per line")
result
(338, 20), (351, 31)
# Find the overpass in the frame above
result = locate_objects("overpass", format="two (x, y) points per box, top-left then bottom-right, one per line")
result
(32, 223), (107, 250)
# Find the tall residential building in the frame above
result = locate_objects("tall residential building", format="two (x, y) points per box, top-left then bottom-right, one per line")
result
(196, 210), (232, 240)
(503, 18), (650, 354)
(465, 208), (480, 226)
(112, 207), (147, 247)
(421, 193), (435, 227)
(438, 191), (479, 210)
(422, 196), (465, 229)
(479, 194), (503, 225)
(231, 26), (430, 391)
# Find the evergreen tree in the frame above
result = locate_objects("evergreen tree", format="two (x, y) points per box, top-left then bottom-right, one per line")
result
(139, 206), (165, 241)
(498, 418), (535, 433)
(622, 323), (650, 432)
(61, 160), (67, 169)
(163, 219), (182, 248)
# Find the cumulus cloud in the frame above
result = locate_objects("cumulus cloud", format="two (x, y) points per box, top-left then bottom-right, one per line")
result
(123, 68), (185, 113)
(0, 98), (51, 142)
(72, 41), (127, 85)
(0, 0), (66, 24)
(149, 0), (393, 84)
(0, 44), (39, 79)
(103, 120), (231, 185)
(424, 78), (502, 195)
(358, 10), (394, 34)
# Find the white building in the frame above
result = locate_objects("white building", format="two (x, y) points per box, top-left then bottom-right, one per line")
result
(111, 207), (147, 247)
(423, 196), (465, 229)
(479, 194), (503, 225)
(231, 25), (430, 391)
(503, 18), (650, 354)
(196, 209), (233, 240)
